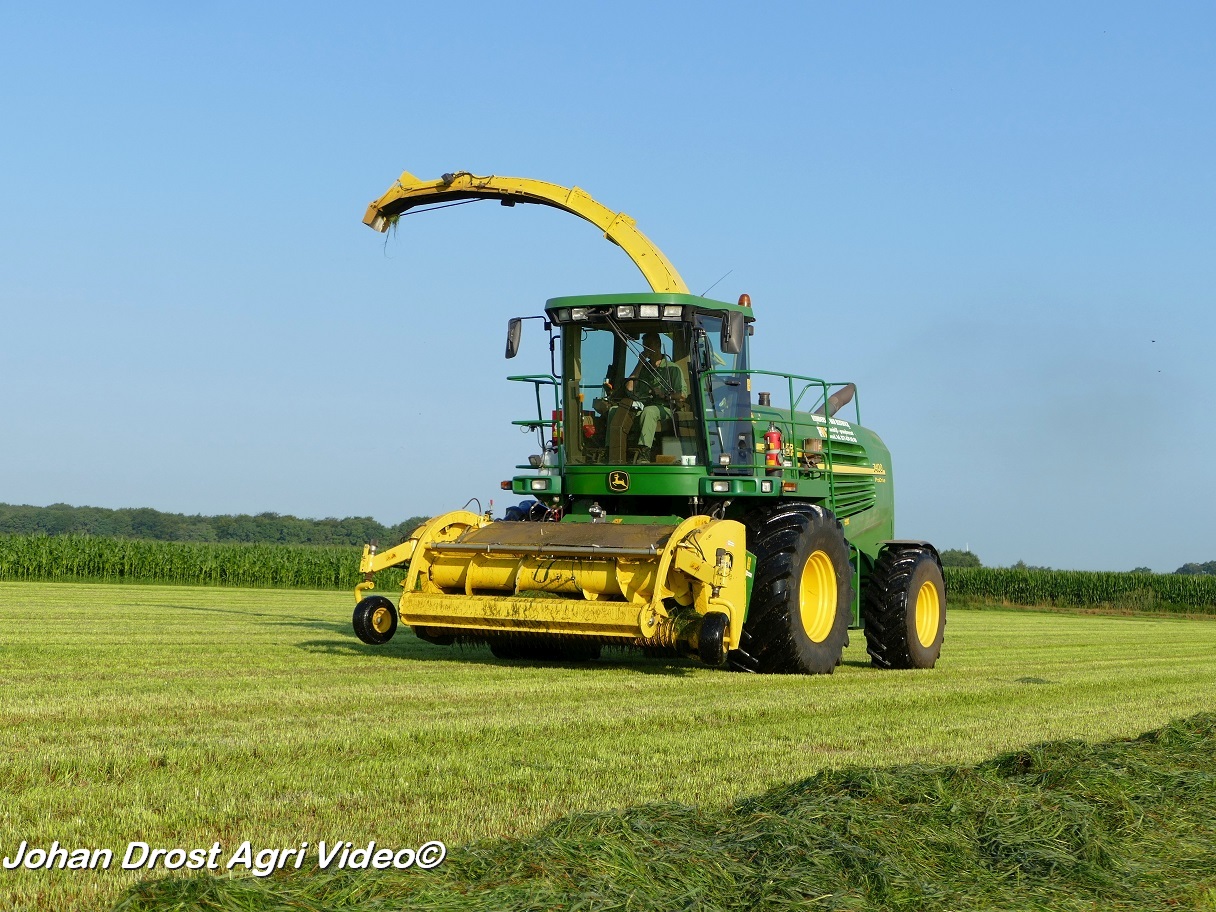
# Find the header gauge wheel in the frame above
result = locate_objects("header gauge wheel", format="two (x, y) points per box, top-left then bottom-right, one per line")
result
(353, 595), (398, 645)
(863, 546), (946, 669)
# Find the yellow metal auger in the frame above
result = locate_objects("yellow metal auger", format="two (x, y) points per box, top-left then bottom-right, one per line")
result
(354, 510), (749, 665)
(363, 170), (689, 295)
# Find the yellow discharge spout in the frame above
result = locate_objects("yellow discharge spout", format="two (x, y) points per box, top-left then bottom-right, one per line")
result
(363, 170), (689, 294)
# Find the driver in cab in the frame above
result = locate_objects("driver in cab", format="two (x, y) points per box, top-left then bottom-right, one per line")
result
(608, 332), (687, 463)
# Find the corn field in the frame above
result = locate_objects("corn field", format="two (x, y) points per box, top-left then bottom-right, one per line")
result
(0, 534), (407, 591)
(946, 567), (1216, 614)
(2, 534), (1215, 613)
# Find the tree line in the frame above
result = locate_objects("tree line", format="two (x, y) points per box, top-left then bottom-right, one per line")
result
(0, 502), (429, 547)
(939, 549), (1213, 575)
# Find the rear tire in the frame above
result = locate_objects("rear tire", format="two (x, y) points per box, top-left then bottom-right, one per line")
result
(353, 596), (398, 645)
(863, 546), (946, 669)
(730, 503), (852, 674)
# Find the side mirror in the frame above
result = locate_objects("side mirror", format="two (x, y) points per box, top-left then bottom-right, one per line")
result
(505, 317), (522, 359)
(720, 311), (745, 355)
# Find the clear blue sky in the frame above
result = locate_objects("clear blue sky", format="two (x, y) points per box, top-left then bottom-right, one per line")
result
(2, 2), (1213, 571)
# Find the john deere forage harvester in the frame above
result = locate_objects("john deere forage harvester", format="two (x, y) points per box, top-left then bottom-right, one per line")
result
(351, 170), (945, 674)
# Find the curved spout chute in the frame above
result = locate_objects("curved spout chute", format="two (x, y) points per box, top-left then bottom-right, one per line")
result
(364, 170), (689, 294)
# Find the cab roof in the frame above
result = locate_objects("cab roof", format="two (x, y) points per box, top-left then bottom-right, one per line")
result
(544, 292), (754, 316)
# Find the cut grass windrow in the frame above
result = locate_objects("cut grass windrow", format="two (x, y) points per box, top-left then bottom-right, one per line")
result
(112, 712), (1216, 912)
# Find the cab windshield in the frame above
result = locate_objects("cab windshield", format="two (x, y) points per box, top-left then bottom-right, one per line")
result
(696, 314), (754, 472)
(562, 322), (698, 466)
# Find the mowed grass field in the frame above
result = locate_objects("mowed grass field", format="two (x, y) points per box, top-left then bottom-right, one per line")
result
(2, 582), (1216, 911)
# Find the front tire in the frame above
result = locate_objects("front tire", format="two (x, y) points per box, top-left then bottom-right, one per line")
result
(731, 504), (852, 674)
(863, 546), (946, 669)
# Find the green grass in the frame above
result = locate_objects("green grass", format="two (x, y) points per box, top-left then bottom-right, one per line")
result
(2, 582), (1216, 911)
(117, 714), (1216, 911)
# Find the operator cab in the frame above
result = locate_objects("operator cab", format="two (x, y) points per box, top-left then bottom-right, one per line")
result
(543, 294), (754, 469)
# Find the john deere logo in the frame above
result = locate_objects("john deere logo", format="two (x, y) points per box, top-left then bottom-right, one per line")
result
(607, 471), (630, 492)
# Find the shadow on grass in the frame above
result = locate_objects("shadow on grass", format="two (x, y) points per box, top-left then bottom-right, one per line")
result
(158, 603), (285, 620)
(273, 617), (351, 634)
(839, 657), (874, 669)
(164, 604), (352, 635)
(294, 636), (699, 676)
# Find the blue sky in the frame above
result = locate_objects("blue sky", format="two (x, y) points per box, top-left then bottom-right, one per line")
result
(1, 2), (1213, 570)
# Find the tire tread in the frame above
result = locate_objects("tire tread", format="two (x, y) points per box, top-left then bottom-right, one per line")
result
(728, 502), (851, 674)
(862, 546), (945, 669)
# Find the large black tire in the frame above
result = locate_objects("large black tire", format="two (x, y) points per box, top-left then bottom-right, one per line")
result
(353, 595), (398, 645)
(863, 546), (946, 669)
(730, 503), (852, 674)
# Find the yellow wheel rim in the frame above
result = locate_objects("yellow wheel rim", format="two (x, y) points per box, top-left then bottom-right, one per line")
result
(799, 550), (838, 643)
(371, 605), (394, 634)
(914, 580), (941, 648)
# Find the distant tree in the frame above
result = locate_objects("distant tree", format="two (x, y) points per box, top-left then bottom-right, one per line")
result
(128, 507), (181, 541)
(939, 549), (981, 568)
(387, 516), (431, 543)
(0, 502), (431, 548)
(1175, 561), (1216, 576)
(1011, 560), (1052, 571)
(1130, 567), (1153, 574)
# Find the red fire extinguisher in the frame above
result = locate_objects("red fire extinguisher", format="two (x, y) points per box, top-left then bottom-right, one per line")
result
(764, 423), (783, 477)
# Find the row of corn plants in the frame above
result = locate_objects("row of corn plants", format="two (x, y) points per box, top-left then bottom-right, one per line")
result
(947, 566), (1216, 614)
(3, 534), (1215, 613)
(0, 534), (407, 590)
